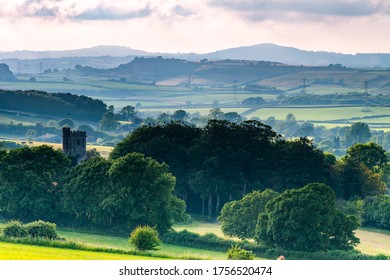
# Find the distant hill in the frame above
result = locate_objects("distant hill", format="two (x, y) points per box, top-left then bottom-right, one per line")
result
(2, 43), (390, 70)
(204, 43), (390, 68)
(0, 63), (13, 80)
(76, 57), (355, 86)
(0, 45), (150, 60)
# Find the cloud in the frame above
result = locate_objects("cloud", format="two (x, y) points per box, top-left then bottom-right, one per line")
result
(209, 0), (390, 21)
(0, 0), (154, 21)
(71, 5), (152, 20)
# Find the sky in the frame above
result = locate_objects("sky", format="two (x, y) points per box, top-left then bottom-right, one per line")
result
(0, 0), (390, 54)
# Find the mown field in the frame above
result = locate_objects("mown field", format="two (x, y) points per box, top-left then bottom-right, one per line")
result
(0, 241), (162, 260)
(0, 219), (389, 260)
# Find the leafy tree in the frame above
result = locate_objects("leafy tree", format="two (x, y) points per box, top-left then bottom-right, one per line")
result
(99, 112), (119, 132)
(119, 105), (136, 121)
(363, 195), (390, 230)
(345, 122), (371, 146)
(256, 183), (359, 251)
(61, 156), (111, 227)
(208, 108), (224, 120)
(218, 189), (279, 239)
(223, 112), (243, 123)
(338, 158), (387, 199)
(269, 138), (327, 191)
(129, 225), (160, 251)
(103, 152), (185, 233)
(110, 122), (201, 205)
(345, 143), (388, 171)
(0, 146), (71, 221)
(172, 110), (189, 123)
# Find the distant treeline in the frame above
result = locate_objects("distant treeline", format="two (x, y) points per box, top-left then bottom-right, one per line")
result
(0, 90), (107, 121)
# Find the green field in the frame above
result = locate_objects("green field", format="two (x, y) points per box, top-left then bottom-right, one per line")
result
(0, 241), (162, 260)
(58, 230), (228, 260)
(0, 221), (389, 260)
(246, 106), (390, 122)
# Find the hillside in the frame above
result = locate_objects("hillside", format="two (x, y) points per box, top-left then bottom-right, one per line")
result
(2, 44), (390, 72)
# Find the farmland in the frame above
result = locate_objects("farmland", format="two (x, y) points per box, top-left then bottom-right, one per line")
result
(0, 221), (389, 260)
(0, 242), (162, 260)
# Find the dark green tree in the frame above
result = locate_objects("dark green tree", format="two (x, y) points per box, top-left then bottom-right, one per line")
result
(110, 122), (201, 205)
(218, 189), (279, 239)
(172, 110), (189, 123)
(337, 158), (387, 199)
(345, 122), (371, 146)
(345, 143), (388, 170)
(255, 183), (359, 251)
(99, 112), (119, 132)
(119, 105), (136, 121)
(0, 146), (70, 221)
(61, 156), (111, 227)
(103, 152), (185, 233)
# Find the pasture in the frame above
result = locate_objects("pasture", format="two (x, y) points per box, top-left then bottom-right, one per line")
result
(0, 241), (162, 260)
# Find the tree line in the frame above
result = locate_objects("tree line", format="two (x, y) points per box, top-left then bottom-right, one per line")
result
(0, 89), (107, 122)
(0, 119), (388, 240)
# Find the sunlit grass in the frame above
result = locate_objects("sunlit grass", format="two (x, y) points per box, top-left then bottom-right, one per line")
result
(0, 241), (162, 260)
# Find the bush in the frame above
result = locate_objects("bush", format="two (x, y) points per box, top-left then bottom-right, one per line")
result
(227, 245), (255, 260)
(2, 221), (28, 238)
(363, 195), (390, 230)
(129, 225), (160, 251)
(161, 230), (387, 260)
(25, 220), (59, 240)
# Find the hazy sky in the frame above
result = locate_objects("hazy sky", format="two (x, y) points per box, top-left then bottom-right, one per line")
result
(1, 0), (390, 54)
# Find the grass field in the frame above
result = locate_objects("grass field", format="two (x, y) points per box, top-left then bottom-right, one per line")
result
(58, 230), (229, 260)
(0, 241), (162, 260)
(246, 106), (390, 122)
(175, 221), (390, 257)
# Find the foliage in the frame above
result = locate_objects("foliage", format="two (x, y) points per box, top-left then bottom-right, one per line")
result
(218, 189), (279, 239)
(344, 143), (388, 171)
(337, 198), (365, 224)
(363, 195), (390, 230)
(25, 220), (59, 240)
(336, 158), (387, 199)
(129, 225), (161, 251)
(345, 122), (371, 146)
(161, 230), (386, 260)
(0, 89), (107, 121)
(62, 153), (186, 233)
(227, 244), (255, 260)
(61, 156), (111, 227)
(99, 112), (119, 132)
(0, 145), (71, 221)
(255, 183), (360, 252)
(2, 221), (28, 238)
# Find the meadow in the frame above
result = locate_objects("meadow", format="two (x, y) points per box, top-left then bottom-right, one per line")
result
(0, 241), (162, 260)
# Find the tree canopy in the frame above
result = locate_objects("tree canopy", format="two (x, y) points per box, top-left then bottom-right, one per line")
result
(256, 183), (359, 251)
(218, 189), (279, 239)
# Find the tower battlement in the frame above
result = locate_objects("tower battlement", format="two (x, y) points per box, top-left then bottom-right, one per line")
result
(62, 127), (87, 161)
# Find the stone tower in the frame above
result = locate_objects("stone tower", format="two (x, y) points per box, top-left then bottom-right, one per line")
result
(62, 127), (87, 160)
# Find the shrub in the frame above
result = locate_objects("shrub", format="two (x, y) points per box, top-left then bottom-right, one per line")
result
(363, 195), (390, 230)
(25, 220), (59, 240)
(2, 221), (28, 238)
(227, 245), (255, 260)
(129, 225), (160, 251)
